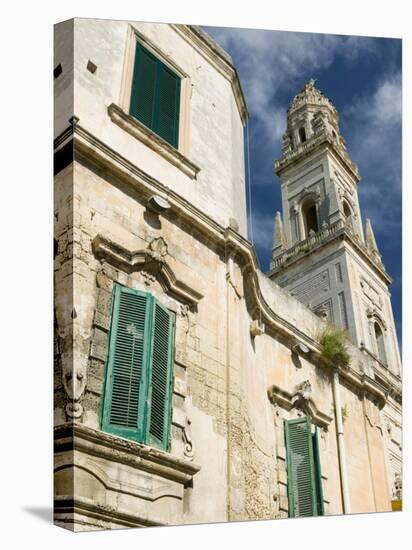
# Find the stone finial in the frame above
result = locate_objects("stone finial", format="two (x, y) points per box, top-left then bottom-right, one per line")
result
(272, 211), (286, 252)
(365, 219), (380, 254)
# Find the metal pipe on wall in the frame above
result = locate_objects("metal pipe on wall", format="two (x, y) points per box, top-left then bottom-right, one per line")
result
(332, 370), (351, 514)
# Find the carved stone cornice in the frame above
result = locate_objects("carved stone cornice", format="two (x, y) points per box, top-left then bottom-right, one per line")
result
(268, 381), (333, 429)
(54, 495), (161, 528)
(275, 132), (360, 182)
(54, 423), (201, 486)
(92, 234), (204, 306)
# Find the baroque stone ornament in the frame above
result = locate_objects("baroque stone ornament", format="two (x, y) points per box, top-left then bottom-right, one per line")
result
(180, 304), (194, 335)
(268, 381), (332, 430)
(292, 380), (312, 404)
(182, 418), (195, 461)
(250, 319), (265, 338)
(147, 236), (168, 262)
(62, 355), (87, 418)
(393, 472), (402, 500)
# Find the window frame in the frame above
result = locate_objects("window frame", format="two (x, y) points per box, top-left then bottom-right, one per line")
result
(100, 284), (175, 452)
(284, 416), (324, 518)
(373, 320), (387, 366)
(129, 42), (181, 148)
(301, 196), (319, 237)
(119, 25), (191, 156)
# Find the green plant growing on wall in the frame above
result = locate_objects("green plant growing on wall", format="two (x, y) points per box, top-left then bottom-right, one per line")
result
(319, 326), (351, 367)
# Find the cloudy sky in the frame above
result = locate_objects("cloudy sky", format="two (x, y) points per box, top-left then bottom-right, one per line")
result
(204, 26), (402, 346)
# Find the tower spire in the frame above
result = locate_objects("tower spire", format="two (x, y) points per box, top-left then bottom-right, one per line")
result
(272, 211), (286, 259)
(365, 218), (381, 261)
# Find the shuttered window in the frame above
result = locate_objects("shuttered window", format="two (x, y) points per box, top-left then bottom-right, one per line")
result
(130, 42), (181, 148)
(101, 284), (175, 451)
(284, 417), (324, 517)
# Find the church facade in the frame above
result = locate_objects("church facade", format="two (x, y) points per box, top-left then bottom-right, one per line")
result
(53, 19), (402, 531)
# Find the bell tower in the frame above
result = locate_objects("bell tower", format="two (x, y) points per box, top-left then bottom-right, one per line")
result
(269, 79), (401, 378)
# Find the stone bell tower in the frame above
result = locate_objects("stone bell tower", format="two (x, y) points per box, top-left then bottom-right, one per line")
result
(268, 79), (401, 378)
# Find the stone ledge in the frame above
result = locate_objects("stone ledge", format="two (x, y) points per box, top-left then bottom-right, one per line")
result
(54, 423), (201, 486)
(108, 103), (200, 180)
(54, 495), (162, 529)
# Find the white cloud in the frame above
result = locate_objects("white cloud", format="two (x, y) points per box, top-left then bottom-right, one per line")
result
(205, 27), (377, 144)
(341, 72), (402, 238)
(345, 72), (401, 126)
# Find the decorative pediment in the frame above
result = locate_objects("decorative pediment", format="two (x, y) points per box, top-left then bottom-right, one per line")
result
(92, 234), (204, 306)
(268, 380), (333, 429)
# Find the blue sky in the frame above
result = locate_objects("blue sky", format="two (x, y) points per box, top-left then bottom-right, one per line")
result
(204, 26), (402, 347)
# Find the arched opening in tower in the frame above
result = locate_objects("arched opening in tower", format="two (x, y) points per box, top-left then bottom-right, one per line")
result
(302, 200), (319, 237)
(374, 322), (387, 365)
(343, 201), (354, 232)
(298, 127), (307, 143)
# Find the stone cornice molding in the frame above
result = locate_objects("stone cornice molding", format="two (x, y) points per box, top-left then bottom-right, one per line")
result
(275, 133), (360, 182)
(108, 103), (200, 179)
(269, 220), (392, 286)
(54, 495), (162, 528)
(172, 24), (248, 125)
(92, 234), (204, 306)
(54, 423), (201, 486)
(268, 382), (333, 429)
(59, 121), (400, 407)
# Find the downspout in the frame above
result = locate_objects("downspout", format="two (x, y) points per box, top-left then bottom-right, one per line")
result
(332, 370), (351, 514)
(225, 244), (232, 522)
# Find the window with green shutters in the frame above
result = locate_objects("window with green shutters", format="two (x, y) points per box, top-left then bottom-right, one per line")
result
(101, 284), (175, 451)
(284, 416), (324, 518)
(129, 42), (181, 148)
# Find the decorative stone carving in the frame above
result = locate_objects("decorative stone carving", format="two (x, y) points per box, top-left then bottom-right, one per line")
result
(250, 319), (265, 338)
(268, 382), (332, 429)
(393, 472), (402, 500)
(92, 234), (204, 305)
(147, 236), (168, 262)
(62, 355), (87, 418)
(291, 380), (312, 406)
(180, 304), (194, 335)
(182, 418), (195, 460)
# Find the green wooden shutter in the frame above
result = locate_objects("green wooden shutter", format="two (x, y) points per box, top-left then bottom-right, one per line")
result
(129, 42), (180, 148)
(154, 63), (180, 147)
(312, 426), (325, 516)
(130, 44), (157, 130)
(284, 417), (318, 518)
(102, 285), (152, 441)
(146, 300), (175, 450)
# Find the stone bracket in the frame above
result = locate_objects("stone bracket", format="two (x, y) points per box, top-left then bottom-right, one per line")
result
(268, 382), (333, 429)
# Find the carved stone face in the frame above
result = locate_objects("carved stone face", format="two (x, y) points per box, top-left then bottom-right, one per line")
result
(62, 355), (87, 402)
